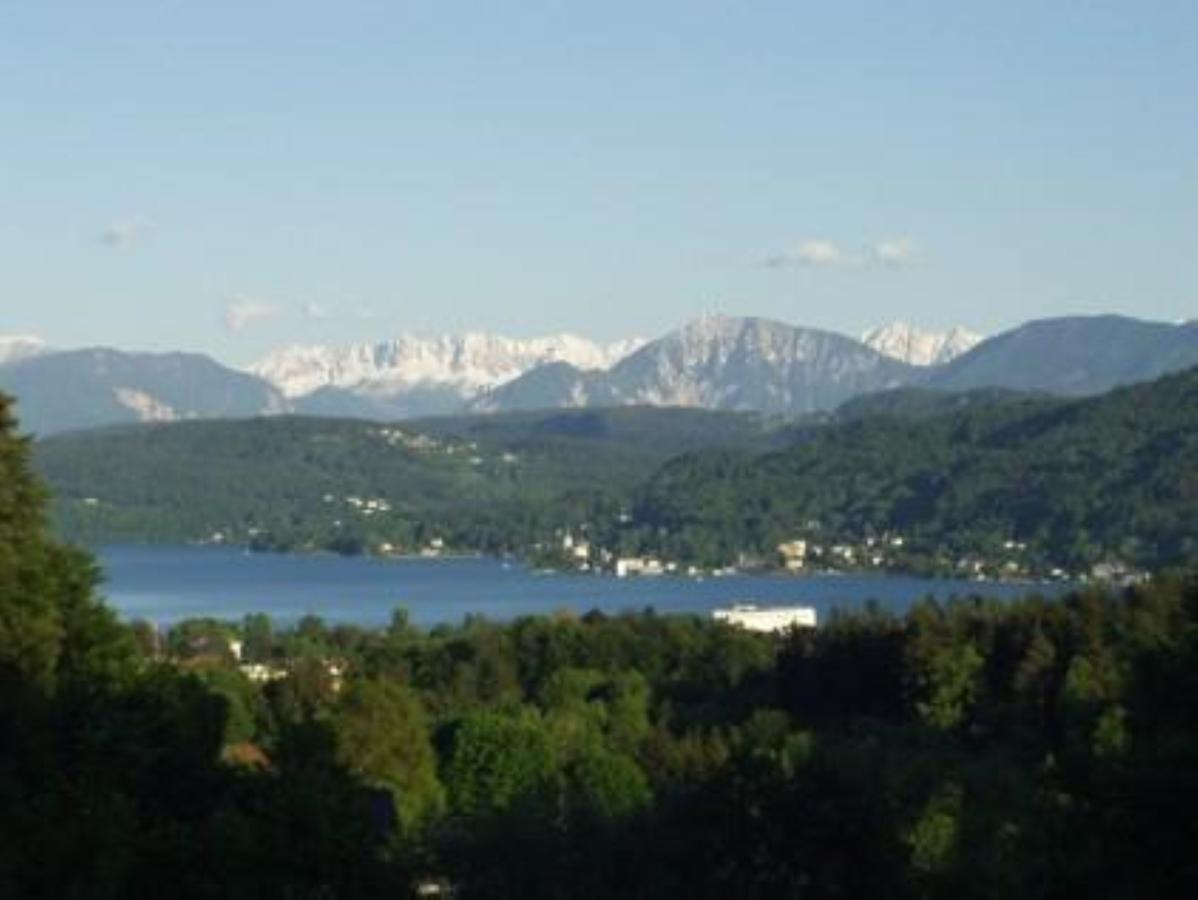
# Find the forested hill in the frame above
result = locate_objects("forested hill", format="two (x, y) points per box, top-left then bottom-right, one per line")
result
(33, 406), (788, 551)
(25, 369), (1198, 573)
(628, 367), (1198, 572)
(831, 386), (1043, 422)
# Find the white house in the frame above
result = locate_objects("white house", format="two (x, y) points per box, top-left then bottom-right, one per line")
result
(713, 604), (817, 633)
(777, 540), (807, 571)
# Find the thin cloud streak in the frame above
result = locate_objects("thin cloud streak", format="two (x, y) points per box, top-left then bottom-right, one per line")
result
(763, 236), (919, 271)
(100, 215), (154, 248)
(224, 295), (279, 333)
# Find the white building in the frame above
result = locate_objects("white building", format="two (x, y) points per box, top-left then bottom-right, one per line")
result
(777, 539), (807, 571)
(713, 604), (817, 633)
(615, 557), (664, 577)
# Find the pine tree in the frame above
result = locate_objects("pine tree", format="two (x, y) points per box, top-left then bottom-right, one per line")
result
(0, 393), (133, 691)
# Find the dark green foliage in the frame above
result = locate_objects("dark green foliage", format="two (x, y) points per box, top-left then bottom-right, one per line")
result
(0, 394), (134, 690)
(442, 710), (560, 818)
(332, 679), (444, 830)
(632, 367), (1198, 571)
(144, 573), (1193, 898)
(5, 385), (1198, 895)
(0, 393), (404, 897)
(34, 406), (786, 552)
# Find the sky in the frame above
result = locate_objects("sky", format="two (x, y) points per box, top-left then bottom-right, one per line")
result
(1, 1), (1195, 364)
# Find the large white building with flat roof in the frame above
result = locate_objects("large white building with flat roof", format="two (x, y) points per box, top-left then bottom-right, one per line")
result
(713, 604), (817, 633)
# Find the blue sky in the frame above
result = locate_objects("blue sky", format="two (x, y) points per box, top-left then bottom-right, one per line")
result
(2, 1), (1195, 363)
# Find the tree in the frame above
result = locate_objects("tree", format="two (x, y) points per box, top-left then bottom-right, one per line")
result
(241, 612), (274, 663)
(332, 679), (444, 830)
(442, 710), (559, 819)
(0, 393), (134, 690)
(566, 742), (650, 823)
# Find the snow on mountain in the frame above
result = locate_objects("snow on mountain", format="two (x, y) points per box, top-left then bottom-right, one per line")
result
(476, 316), (919, 415)
(0, 336), (49, 365)
(861, 322), (982, 366)
(249, 333), (645, 400)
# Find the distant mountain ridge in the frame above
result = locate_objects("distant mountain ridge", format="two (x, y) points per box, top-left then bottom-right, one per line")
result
(861, 322), (982, 366)
(474, 316), (917, 414)
(925, 315), (1198, 395)
(0, 348), (286, 436)
(2, 315), (1194, 434)
(249, 332), (644, 410)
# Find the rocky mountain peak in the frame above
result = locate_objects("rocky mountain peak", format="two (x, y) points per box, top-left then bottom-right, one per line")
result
(861, 322), (982, 366)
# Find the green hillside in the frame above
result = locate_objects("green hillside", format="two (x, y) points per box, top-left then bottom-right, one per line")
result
(624, 368), (1198, 572)
(28, 370), (1198, 574)
(34, 407), (785, 553)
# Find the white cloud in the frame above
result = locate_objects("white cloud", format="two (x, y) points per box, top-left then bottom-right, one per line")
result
(873, 237), (916, 268)
(763, 239), (863, 270)
(303, 301), (331, 320)
(100, 215), (154, 248)
(763, 236), (920, 271)
(796, 240), (864, 269)
(224, 295), (278, 333)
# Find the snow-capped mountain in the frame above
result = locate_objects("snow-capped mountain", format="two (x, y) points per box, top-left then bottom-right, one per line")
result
(6, 316), (1192, 433)
(249, 333), (645, 414)
(0, 336), (49, 366)
(474, 316), (918, 415)
(861, 322), (982, 366)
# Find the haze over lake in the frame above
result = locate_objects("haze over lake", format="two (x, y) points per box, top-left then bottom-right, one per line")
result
(98, 544), (1061, 628)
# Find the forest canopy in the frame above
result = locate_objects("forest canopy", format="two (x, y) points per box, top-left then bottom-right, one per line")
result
(3, 388), (1197, 896)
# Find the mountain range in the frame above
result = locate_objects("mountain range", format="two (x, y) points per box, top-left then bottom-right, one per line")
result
(2, 315), (1195, 435)
(250, 333), (644, 402)
(471, 316), (918, 414)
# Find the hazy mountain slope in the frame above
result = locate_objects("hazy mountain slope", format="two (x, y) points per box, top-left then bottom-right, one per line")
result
(0, 348), (288, 435)
(477, 316), (917, 414)
(926, 315), (1198, 395)
(469, 361), (612, 412)
(292, 384), (471, 419)
(833, 386), (1042, 422)
(411, 405), (790, 453)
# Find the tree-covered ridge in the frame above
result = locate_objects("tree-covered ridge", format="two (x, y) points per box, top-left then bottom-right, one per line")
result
(625, 366), (1198, 571)
(34, 406), (787, 553)
(28, 367), (1198, 575)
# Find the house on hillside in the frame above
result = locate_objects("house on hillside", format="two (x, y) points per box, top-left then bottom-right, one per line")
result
(777, 539), (807, 571)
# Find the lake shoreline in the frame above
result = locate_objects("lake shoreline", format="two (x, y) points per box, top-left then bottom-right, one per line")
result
(96, 544), (1070, 629)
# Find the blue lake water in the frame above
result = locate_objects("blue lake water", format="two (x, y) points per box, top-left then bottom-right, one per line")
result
(96, 545), (1064, 628)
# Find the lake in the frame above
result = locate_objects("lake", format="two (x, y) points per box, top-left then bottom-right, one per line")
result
(96, 544), (1064, 628)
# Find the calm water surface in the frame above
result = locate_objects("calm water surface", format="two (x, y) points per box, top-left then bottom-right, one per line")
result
(96, 545), (1062, 628)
